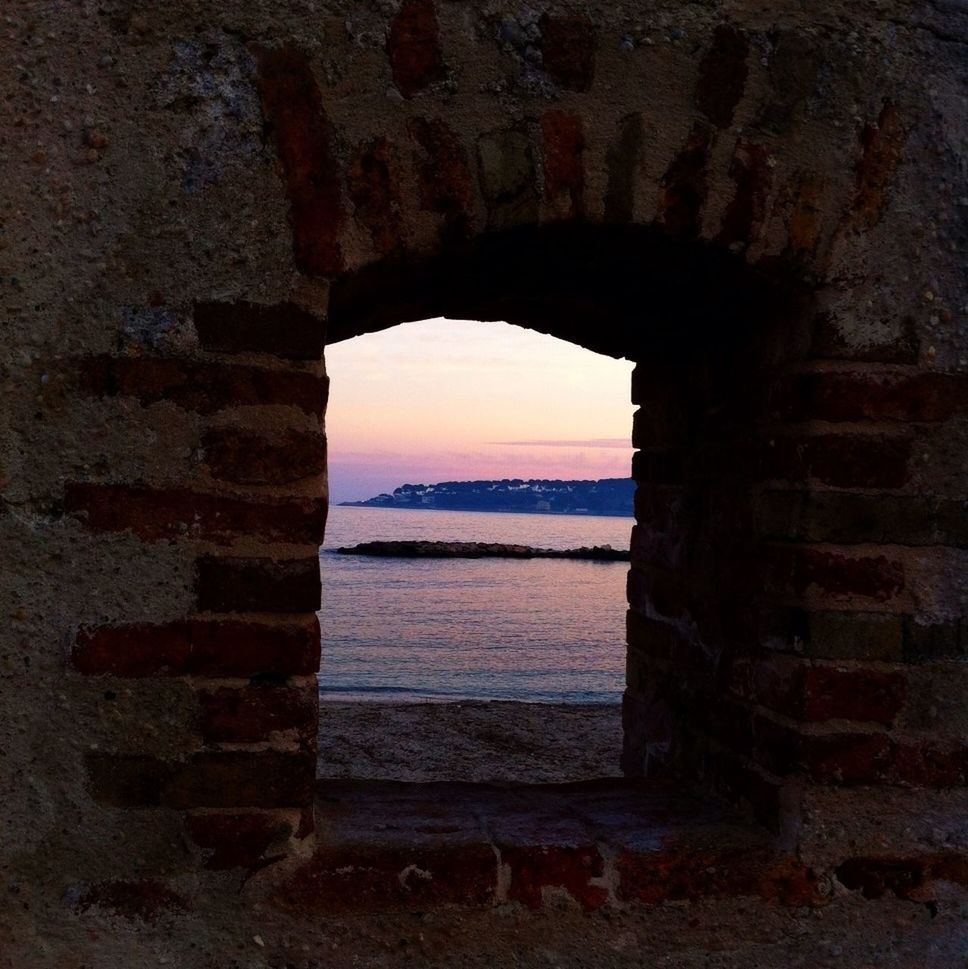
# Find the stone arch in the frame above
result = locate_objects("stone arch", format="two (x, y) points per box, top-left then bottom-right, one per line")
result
(8, 0), (965, 936)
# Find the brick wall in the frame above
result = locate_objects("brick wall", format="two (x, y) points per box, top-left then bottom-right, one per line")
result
(2, 0), (966, 958)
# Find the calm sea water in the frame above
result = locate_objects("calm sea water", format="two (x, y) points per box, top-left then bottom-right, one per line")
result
(318, 505), (633, 703)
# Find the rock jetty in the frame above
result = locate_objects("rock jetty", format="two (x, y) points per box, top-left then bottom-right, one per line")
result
(335, 541), (629, 561)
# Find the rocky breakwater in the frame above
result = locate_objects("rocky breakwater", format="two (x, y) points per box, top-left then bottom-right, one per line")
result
(335, 541), (629, 561)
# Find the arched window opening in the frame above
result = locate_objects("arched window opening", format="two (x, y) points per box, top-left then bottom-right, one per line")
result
(317, 317), (635, 784)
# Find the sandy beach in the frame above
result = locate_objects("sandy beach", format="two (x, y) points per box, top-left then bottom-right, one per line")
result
(317, 700), (623, 783)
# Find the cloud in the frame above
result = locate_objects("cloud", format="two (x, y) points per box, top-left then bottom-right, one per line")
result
(488, 438), (631, 449)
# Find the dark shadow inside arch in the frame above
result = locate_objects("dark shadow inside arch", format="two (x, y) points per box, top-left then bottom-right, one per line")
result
(328, 223), (807, 360)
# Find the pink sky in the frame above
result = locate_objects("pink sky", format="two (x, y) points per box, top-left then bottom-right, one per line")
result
(325, 318), (635, 502)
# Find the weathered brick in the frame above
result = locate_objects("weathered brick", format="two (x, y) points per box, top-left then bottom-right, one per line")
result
(800, 664), (907, 725)
(203, 426), (326, 486)
(86, 754), (175, 807)
(755, 492), (964, 547)
(502, 844), (607, 911)
(717, 141), (771, 248)
(198, 683), (318, 745)
(347, 137), (401, 255)
(74, 880), (188, 921)
(388, 0), (444, 98)
(837, 854), (968, 899)
(892, 740), (968, 787)
(409, 117), (474, 235)
(782, 173), (825, 261)
(186, 811), (294, 870)
(801, 731), (895, 784)
(758, 433), (912, 489)
(768, 370), (968, 423)
(541, 111), (584, 216)
(73, 617), (321, 678)
(65, 484), (327, 545)
(195, 555), (321, 613)
(163, 751), (316, 808)
(276, 843), (497, 912)
(604, 113), (644, 224)
(763, 545), (906, 605)
(194, 301), (325, 360)
(79, 355), (329, 416)
(539, 14), (595, 91)
(695, 24), (749, 129)
(849, 102), (907, 230)
(657, 125), (710, 238)
(254, 44), (344, 275)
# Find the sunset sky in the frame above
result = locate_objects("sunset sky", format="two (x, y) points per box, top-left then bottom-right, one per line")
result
(324, 318), (635, 502)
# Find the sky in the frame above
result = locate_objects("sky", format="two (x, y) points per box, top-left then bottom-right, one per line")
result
(324, 318), (635, 502)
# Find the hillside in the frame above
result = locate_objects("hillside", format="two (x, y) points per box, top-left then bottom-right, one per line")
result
(340, 478), (635, 516)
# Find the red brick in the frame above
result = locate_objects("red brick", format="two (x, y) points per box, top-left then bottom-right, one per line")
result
(203, 426), (326, 486)
(193, 301), (325, 360)
(74, 880), (188, 921)
(186, 811), (293, 871)
(782, 173), (825, 261)
(695, 24), (749, 129)
(79, 354), (329, 416)
(73, 617), (321, 678)
(388, 0), (444, 99)
(604, 113), (644, 223)
(502, 844), (607, 911)
(254, 44), (344, 275)
(162, 751), (316, 808)
(541, 111), (584, 216)
(539, 14), (595, 92)
(65, 483), (327, 545)
(276, 844), (496, 912)
(893, 740), (968, 787)
(86, 753), (172, 807)
(617, 844), (792, 906)
(763, 546), (905, 605)
(718, 141), (771, 248)
(347, 137), (401, 255)
(198, 684), (318, 745)
(195, 555), (321, 613)
(769, 370), (968, 423)
(800, 665), (907, 725)
(799, 731), (895, 785)
(758, 433), (912, 489)
(836, 855), (966, 900)
(735, 658), (906, 725)
(850, 102), (907, 230)
(657, 124), (710, 239)
(409, 117), (474, 235)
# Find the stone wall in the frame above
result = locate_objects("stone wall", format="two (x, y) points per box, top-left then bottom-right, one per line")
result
(2, 0), (966, 964)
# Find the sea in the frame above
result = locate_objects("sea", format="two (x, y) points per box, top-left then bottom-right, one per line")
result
(318, 505), (633, 703)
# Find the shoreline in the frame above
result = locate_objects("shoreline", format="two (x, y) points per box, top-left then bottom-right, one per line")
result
(317, 699), (623, 784)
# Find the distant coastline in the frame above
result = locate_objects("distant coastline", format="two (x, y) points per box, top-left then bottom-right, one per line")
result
(339, 477), (635, 518)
